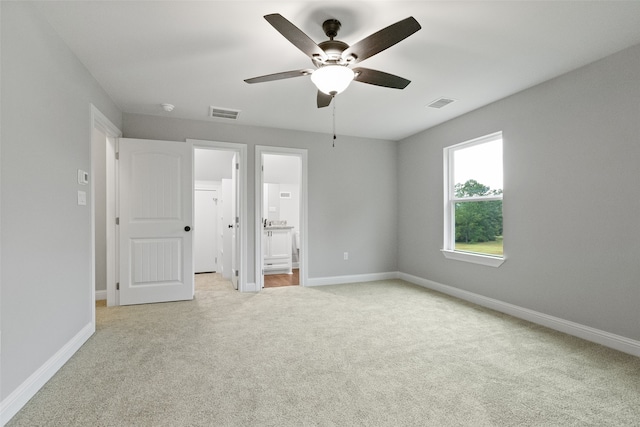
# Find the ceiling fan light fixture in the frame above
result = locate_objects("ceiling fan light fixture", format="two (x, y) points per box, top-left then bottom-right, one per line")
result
(311, 65), (354, 95)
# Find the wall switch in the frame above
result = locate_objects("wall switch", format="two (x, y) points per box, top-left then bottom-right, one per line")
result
(77, 169), (89, 185)
(78, 190), (87, 206)
(344, 252), (349, 260)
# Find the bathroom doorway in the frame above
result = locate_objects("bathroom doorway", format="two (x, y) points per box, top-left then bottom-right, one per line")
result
(256, 146), (308, 289)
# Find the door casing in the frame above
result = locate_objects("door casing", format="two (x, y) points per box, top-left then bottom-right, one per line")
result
(255, 145), (308, 290)
(188, 139), (248, 292)
(90, 104), (121, 310)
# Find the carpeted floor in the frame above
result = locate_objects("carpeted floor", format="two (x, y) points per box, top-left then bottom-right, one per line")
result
(7, 275), (640, 426)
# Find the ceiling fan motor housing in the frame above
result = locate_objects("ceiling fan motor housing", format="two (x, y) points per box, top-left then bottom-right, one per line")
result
(316, 40), (350, 64)
(322, 19), (341, 39)
(313, 19), (350, 66)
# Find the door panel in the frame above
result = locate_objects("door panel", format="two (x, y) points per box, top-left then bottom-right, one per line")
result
(221, 179), (232, 280)
(231, 153), (238, 290)
(119, 138), (193, 305)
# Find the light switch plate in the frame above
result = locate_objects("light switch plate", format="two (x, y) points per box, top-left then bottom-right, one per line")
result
(77, 169), (89, 185)
(78, 190), (87, 206)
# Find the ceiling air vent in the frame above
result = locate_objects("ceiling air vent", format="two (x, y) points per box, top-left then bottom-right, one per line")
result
(427, 98), (456, 109)
(209, 106), (240, 120)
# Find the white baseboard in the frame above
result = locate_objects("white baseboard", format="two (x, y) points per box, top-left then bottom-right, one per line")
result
(399, 272), (640, 357)
(95, 290), (107, 301)
(306, 271), (400, 287)
(0, 322), (95, 426)
(243, 282), (260, 292)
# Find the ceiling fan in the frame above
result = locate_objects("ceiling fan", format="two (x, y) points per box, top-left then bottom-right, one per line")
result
(245, 13), (421, 108)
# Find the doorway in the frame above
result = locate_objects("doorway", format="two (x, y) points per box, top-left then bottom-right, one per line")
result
(255, 146), (308, 290)
(193, 148), (236, 282)
(91, 105), (121, 310)
(189, 139), (247, 292)
(94, 132), (248, 309)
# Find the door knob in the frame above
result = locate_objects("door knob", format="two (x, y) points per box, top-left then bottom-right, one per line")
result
(228, 224), (233, 228)
(184, 226), (191, 232)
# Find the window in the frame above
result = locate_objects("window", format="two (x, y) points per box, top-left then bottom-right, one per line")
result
(443, 132), (504, 267)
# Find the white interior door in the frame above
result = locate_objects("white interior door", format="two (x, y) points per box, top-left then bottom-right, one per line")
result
(221, 178), (232, 280)
(118, 138), (194, 305)
(218, 194), (224, 274)
(194, 189), (218, 273)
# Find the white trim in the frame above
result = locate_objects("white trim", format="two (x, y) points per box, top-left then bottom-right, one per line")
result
(244, 282), (260, 292)
(443, 131), (504, 265)
(307, 272), (400, 287)
(91, 104), (121, 137)
(90, 105), (121, 311)
(0, 323), (94, 425)
(105, 136), (118, 307)
(448, 131), (503, 151)
(186, 139), (248, 292)
(95, 290), (107, 301)
(399, 272), (640, 357)
(255, 146), (308, 291)
(441, 249), (505, 267)
(194, 180), (221, 191)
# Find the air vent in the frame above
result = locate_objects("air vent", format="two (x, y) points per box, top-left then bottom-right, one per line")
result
(209, 106), (240, 120)
(427, 98), (456, 109)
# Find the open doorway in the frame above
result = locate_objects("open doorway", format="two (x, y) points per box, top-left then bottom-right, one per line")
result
(91, 105), (121, 310)
(193, 148), (234, 282)
(190, 139), (247, 292)
(256, 146), (308, 290)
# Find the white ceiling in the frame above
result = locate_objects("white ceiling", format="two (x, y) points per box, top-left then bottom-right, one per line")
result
(35, 1), (640, 141)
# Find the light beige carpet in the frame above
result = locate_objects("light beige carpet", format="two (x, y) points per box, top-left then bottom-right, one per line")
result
(7, 275), (640, 426)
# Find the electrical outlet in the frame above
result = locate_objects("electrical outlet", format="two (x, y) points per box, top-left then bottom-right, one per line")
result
(344, 252), (349, 260)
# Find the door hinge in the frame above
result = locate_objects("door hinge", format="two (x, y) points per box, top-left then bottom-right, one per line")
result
(236, 163), (239, 170)
(116, 282), (120, 290)
(235, 270), (239, 277)
(115, 152), (119, 160)
(115, 217), (119, 225)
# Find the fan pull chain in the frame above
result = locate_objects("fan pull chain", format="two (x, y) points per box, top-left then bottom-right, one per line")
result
(332, 96), (337, 148)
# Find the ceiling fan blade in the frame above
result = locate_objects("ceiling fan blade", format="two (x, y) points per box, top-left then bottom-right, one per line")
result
(264, 14), (328, 62)
(317, 91), (333, 108)
(353, 67), (411, 89)
(342, 17), (421, 64)
(244, 69), (314, 84)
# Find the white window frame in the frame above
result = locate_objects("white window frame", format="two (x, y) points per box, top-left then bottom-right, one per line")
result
(442, 131), (505, 267)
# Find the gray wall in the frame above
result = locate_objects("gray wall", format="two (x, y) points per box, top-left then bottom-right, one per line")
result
(1, 2), (122, 400)
(123, 114), (398, 280)
(398, 43), (640, 341)
(5, 0), (637, 416)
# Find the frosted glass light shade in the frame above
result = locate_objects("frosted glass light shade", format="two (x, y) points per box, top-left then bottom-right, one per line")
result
(311, 65), (355, 95)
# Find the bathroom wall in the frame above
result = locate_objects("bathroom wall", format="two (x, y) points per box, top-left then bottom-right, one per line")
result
(264, 153), (301, 230)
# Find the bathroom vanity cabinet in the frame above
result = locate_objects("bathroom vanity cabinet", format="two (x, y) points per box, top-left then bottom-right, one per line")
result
(263, 227), (292, 274)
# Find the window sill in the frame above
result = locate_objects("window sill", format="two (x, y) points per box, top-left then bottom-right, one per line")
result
(441, 250), (505, 268)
